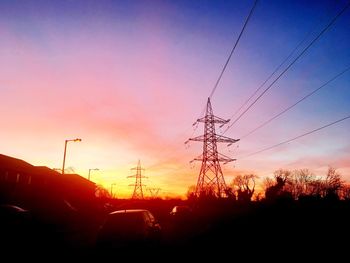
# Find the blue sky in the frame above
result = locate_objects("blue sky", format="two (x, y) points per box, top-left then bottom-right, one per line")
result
(0, 0), (349, 196)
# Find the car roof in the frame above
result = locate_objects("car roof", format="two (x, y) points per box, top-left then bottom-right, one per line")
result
(109, 209), (150, 215)
(173, 205), (190, 209)
(0, 204), (28, 213)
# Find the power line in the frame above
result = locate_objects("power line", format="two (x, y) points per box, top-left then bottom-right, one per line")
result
(223, 2), (350, 134)
(208, 0), (259, 99)
(239, 115), (350, 159)
(225, 15), (323, 124)
(240, 65), (350, 139)
(145, 1), (258, 169)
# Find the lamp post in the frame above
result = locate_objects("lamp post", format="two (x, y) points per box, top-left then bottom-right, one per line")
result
(111, 183), (116, 198)
(88, 168), (99, 181)
(62, 138), (81, 175)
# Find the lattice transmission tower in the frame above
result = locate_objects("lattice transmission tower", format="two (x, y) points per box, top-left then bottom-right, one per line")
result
(187, 98), (239, 197)
(147, 188), (161, 198)
(127, 160), (147, 199)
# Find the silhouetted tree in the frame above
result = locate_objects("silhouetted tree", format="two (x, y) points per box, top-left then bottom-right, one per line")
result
(186, 185), (197, 202)
(224, 187), (236, 200)
(285, 169), (315, 199)
(274, 169), (292, 183)
(306, 179), (323, 199)
(264, 167), (345, 201)
(64, 166), (76, 174)
(340, 185), (350, 200)
(262, 177), (275, 192)
(323, 167), (344, 200)
(265, 169), (291, 201)
(198, 186), (217, 200)
(253, 192), (262, 201)
(95, 184), (111, 199)
(232, 174), (257, 202)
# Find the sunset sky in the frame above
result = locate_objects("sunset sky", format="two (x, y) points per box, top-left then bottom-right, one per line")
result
(0, 0), (349, 198)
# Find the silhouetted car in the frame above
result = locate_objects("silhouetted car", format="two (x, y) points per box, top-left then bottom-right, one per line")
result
(0, 204), (32, 249)
(96, 209), (161, 249)
(168, 205), (196, 244)
(170, 205), (192, 217)
(0, 204), (31, 227)
(0, 204), (29, 214)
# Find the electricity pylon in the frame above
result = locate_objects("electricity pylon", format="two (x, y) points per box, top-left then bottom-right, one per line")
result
(147, 188), (161, 198)
(127, 160), (147, 199)
(187, 98), (239, 197)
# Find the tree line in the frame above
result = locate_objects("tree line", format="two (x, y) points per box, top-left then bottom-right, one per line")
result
(188, 167), (350, 202)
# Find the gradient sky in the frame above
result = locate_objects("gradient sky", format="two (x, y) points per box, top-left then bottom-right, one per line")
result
(0, 0), (349, 198)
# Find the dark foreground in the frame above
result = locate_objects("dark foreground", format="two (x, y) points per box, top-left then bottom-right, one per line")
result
(1, 198), (350, 260)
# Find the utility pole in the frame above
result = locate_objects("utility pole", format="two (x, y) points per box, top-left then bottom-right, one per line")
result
(187, 98), (239, 197)
(127, 160), (147, 199)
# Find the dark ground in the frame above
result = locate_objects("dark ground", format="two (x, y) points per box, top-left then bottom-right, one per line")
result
(1, 198), (349, 260)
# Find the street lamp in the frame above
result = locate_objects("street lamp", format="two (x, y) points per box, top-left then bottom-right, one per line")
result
(88, 168), (99, 181)
(111, 183), (117, 198)
(62, 138), (81, 175)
